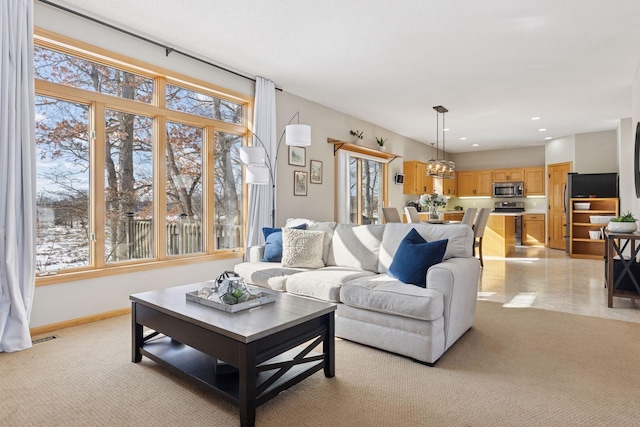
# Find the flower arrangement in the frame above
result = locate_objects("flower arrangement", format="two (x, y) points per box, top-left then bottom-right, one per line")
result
(420, 193), (448, 210)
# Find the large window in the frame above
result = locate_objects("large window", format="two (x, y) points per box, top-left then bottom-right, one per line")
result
(166, 84), (243, 124)
(35, 45), (153, 103)
(35, 96), (91, 273)
(166, 122), (203, 256)
(34, 31), (251, 281)
(104, 110), (154, 263)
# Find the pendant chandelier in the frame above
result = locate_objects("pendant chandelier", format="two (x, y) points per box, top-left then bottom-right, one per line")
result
(426, 105), (455, 179)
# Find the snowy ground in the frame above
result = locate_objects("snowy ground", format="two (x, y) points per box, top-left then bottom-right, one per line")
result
(36, 225), (89, 273)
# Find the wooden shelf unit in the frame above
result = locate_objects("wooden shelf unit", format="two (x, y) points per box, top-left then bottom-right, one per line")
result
(569, 198), (619, 259)
(327, 138), (400, 163)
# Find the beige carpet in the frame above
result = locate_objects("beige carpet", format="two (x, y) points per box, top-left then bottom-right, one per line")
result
(2, 301), (640, 427)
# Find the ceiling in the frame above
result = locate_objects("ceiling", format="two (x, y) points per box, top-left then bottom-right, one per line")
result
(50, 0), (640, 153)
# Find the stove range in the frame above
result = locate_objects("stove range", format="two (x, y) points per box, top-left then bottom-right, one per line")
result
(492, 201), (525, 213)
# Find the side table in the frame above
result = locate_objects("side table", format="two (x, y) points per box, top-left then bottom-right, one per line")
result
(603, 229), (640, 307)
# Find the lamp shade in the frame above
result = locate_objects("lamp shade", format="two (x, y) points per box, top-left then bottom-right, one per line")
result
(285, 124), (311, 146)
(246, 166), (270, 185)
(239, 146), (266, 166)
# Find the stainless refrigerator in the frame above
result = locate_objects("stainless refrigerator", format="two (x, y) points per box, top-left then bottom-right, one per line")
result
(565, 172), (619, 252)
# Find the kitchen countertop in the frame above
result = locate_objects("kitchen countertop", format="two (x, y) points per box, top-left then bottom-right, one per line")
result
(490, 211), (546, 216)
(413, 209), (463, 214)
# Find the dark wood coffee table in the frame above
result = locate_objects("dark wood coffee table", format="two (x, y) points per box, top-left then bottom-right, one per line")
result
(130, 283), (336, 427)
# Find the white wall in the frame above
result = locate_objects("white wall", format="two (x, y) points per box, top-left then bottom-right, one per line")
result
(274, 92), (427, 224)
(30, 258), (239, 328)
(545, 135), (575, 166)
(35, 3), (253, 96)
(622, 62), (640, 220)
(574, 130), (618, 173)
(451, 146), (545, 171)
(545, 130), (618, 174)
(618, 118), (634, 214)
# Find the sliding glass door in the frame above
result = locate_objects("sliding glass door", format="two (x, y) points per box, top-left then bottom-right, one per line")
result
(348, 156), (383, 225)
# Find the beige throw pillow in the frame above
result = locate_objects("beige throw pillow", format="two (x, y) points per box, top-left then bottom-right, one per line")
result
(281, 228), (325, 268)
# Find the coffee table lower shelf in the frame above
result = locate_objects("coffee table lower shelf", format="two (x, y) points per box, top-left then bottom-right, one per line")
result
(140, 336), (326, 407)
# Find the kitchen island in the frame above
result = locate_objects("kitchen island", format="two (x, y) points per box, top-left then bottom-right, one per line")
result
(484, 213), (518, 257)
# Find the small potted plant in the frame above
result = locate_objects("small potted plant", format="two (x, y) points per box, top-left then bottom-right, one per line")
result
(350, 129), (364, 144)
(607, 212), (638, 233)
(375, 137), (388, 152)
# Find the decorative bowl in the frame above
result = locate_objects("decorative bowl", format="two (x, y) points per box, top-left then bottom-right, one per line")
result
(588, 230), (601, 239)
(574, 202), (591, 210)
(607, 221), (637, 233)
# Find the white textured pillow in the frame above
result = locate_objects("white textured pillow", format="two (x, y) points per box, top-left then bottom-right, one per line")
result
(281, 229), (325, 268)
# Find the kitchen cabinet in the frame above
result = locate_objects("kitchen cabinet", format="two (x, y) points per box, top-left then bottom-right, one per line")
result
(433, 176), (457, 196)
(457, 170), (492, 197)
(569, 197), (618, 259)
(524, 167), (545, 196)
(443, 212), (464, 222)
(493, 168), (524, 182)
(522, 213), (545, 246)
(403, 161), (433, 195)
(475, 171), (493, 196)
(457, 172), (474, 196)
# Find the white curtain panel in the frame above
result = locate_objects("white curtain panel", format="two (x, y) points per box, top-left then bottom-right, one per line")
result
(245, 77), (277, 252)
(0, 0), (36, 352)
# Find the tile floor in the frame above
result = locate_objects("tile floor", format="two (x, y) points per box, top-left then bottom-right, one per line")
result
(478, 245), (640, 323)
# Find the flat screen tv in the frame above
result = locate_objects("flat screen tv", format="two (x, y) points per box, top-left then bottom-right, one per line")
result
(568, 172), (619, 198)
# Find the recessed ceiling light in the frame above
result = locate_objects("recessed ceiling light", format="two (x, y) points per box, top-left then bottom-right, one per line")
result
(472, 143), (479, 147)
(443, 128), (450, 132)
(460, 137), (467, 140)
(538, 128), (547, 132)
(531, 117), (541, 120)
(545, 136), (553, 140)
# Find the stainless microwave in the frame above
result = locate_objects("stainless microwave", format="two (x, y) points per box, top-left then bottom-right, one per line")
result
(493, 182), (524, 198)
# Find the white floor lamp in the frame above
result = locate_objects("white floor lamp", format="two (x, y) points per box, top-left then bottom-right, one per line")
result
(239, 111), (311, 227)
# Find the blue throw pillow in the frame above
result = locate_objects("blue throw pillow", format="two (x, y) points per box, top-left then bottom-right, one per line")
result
(262, 223), (306, 262)
(388, 228), (448, 287)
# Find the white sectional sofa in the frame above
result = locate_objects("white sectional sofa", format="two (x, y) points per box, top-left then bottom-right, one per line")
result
(233, 219), (480, 365)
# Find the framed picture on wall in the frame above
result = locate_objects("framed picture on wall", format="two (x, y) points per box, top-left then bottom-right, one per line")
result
(288, 146), (306, 167)
(294, 171), (308, 196)
(310, 160), (323, 184)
